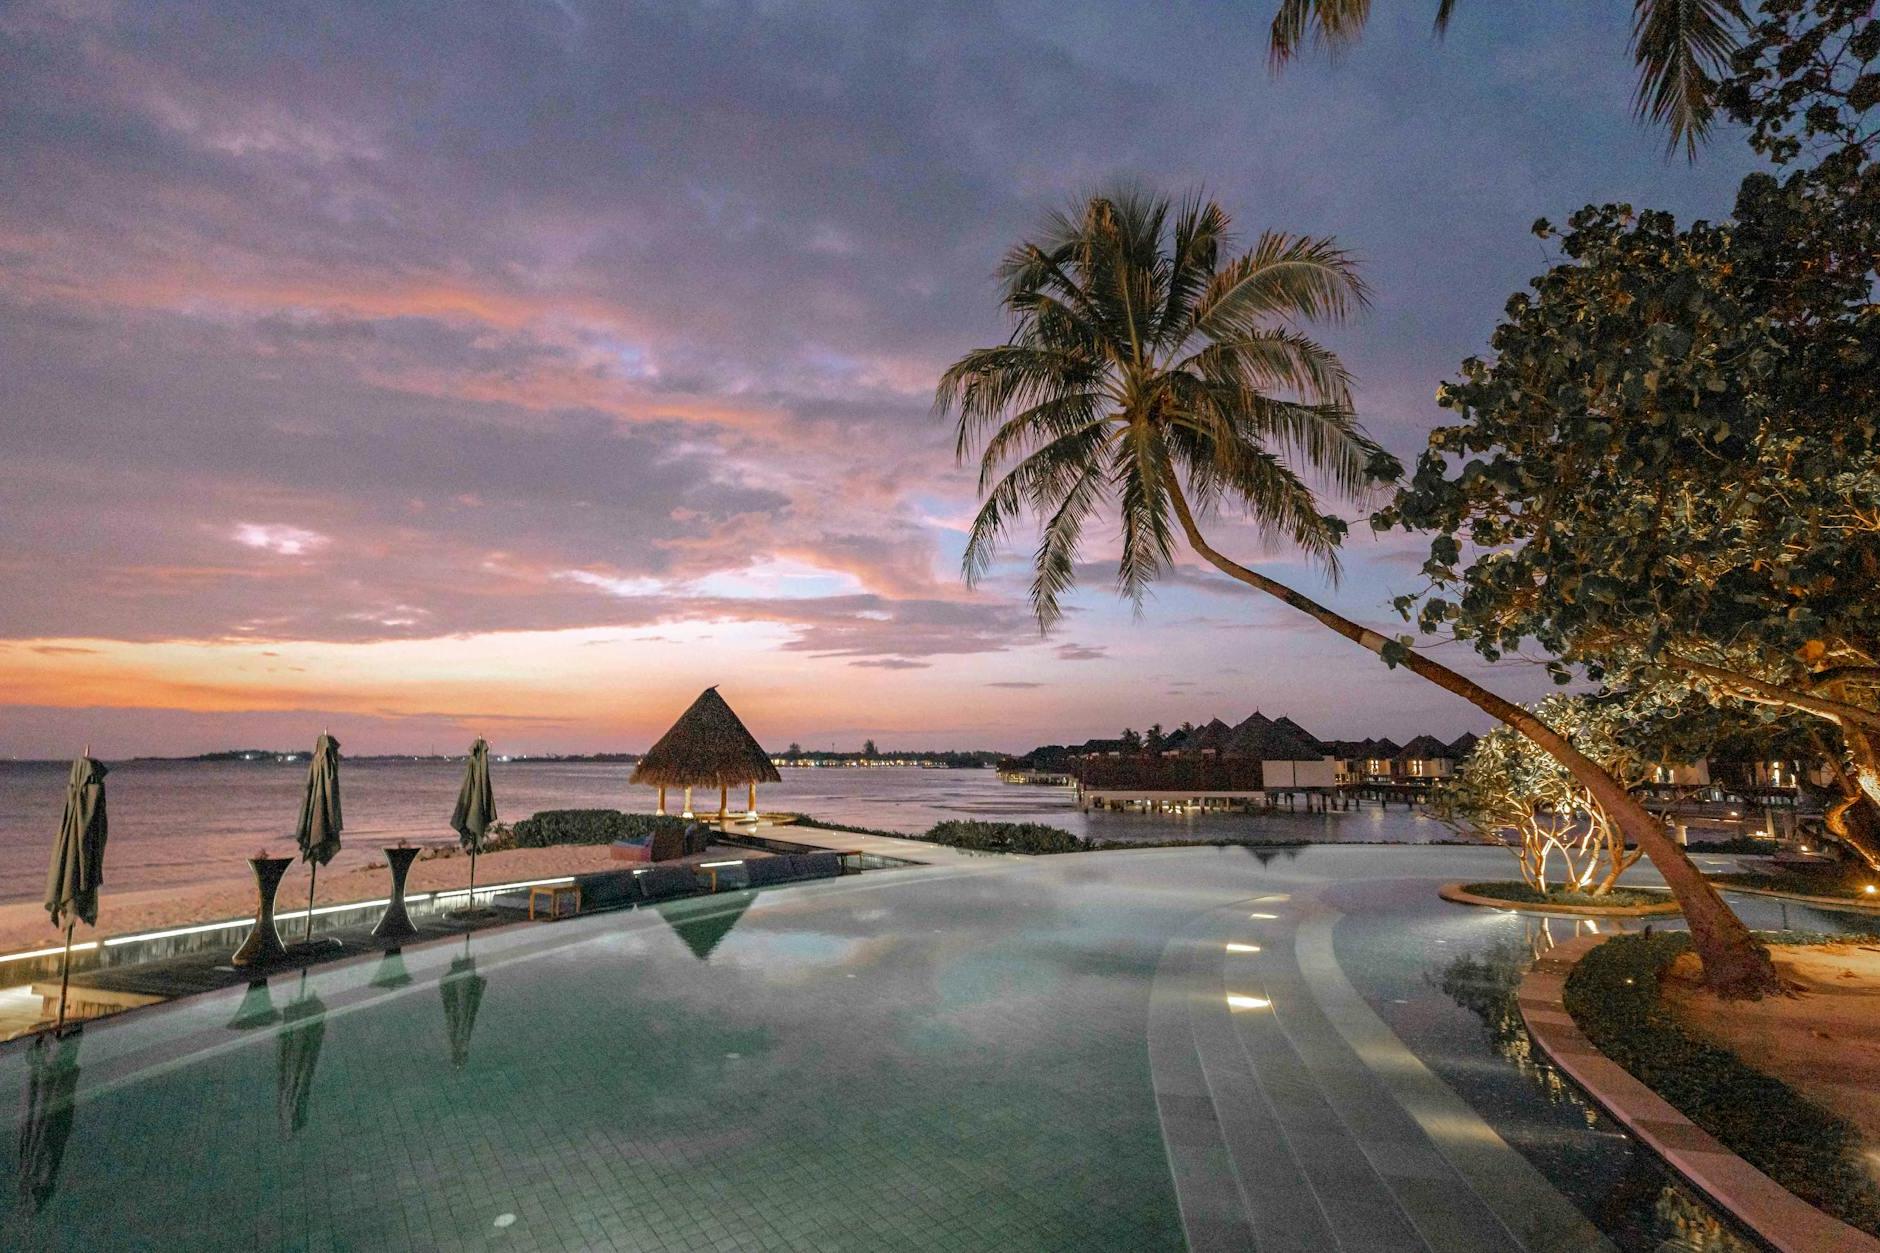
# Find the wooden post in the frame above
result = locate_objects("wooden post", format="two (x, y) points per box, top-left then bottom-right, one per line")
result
(682, 786), (693, 819)
(747, 780), (757, 819)
(717, 783), (728, 822)
(657, 786), (667, 816)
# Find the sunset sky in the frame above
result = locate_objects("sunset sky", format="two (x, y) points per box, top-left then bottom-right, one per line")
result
(0, 2), (1759, 757)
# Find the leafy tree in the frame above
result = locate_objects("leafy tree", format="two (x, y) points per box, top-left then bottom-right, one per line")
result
(1384, 5), (1879, 869)
(940, 188), (1778, 994)
(862, 738), (878, 758)
(1144, 723), (1166, 755)
(1440, 693), (1686, 894)
(786, 741), (802, 757)
(1120, 727), (1143, 752)
(1266, 0), (1748, 156)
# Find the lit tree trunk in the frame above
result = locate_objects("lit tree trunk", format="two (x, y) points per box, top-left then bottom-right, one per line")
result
(1827, 713), (1880, 872)
(1164, 478), (1780, 996)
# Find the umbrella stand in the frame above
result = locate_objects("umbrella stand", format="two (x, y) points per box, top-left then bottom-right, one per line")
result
(53, 921), (75, 1037)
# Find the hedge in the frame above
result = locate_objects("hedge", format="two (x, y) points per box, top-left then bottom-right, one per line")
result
(1459, 880), (1666, 908)
(923, 820), (1086, 854)
(511, 809), (692, 848)
(1563, 931), (1880, 1235)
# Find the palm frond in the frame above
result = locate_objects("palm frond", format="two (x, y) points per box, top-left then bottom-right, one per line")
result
(1031, 460), (1107, 629)
(1268, 0), (1372, 67)
(1112, 423), (1176, 607)
(1630, 0), (1743, 158)
(1191, 232), (1369, 338)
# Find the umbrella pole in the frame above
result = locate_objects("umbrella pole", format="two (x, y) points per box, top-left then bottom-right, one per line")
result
(305, 862), (318, 943)
(468, 848), (478, 909)
(55, 920), (75, 1036)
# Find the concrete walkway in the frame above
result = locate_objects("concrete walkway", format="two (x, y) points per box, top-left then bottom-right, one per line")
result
(746, 819), (1009, 869)
(1149, 880), (1614, 1252)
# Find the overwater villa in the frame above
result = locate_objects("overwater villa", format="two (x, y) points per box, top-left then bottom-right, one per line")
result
(1010, 713), (1485, 812)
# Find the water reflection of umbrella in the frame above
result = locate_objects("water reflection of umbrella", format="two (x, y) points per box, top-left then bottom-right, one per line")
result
(225, 980), (281, 1031)
(293, 732), (343, 945)
(666, 895), (752, 962)
(439, 944), (486, 1070)
(276, 974), (326, 1136)
(369, 949), (412, 990)
(16, 1032), (81, 1212)
(46, 754), (109, 1034)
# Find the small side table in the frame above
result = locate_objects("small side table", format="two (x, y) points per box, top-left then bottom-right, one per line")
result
(231, 856), (294, 967)
(372, 846), (421, 940)
(527, 884), (581, 920)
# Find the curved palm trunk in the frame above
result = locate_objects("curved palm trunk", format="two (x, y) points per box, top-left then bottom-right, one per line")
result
(1164, 479), (1780, 997)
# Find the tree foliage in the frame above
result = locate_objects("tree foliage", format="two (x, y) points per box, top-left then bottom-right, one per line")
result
(1440, 693), (1682, 893)
(1384, 2), (1880, 864)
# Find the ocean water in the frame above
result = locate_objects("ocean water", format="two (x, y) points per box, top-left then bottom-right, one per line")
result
(0, 760), (1448, 904)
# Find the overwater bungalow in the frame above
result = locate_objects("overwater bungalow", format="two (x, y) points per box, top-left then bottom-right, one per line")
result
(631, 686), (781, 822)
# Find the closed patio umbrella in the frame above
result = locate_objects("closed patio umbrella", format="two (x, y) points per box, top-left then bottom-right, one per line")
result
(293, 733), (343, 945)
(45, 754), (108, 1034)
(449, 738), (497, 916)
(15, 1032), (81, 1212)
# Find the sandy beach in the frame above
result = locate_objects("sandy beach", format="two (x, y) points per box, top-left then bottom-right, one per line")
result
(0, 843), (749, 956)
(1665, 942), (1880, 1180)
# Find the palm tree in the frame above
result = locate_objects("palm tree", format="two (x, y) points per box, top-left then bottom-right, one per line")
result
(938, 189), (1777, 995)
(1267, 0), (1745, 157)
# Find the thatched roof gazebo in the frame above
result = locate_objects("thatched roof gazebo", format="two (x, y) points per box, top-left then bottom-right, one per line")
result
(631, 687), (781, 821)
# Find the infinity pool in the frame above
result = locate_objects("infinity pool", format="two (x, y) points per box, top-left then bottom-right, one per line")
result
(1, 846), (1870, 1251)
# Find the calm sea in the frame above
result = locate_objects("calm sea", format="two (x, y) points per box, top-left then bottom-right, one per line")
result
(0, 760), (1448, 904)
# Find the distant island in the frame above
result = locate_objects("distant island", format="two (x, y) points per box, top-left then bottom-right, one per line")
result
(121, 747), (1002, 768)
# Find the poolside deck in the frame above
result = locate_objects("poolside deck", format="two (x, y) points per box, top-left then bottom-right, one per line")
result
(0, 823), (941, 1038)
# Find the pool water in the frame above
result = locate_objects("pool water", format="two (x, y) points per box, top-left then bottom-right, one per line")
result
(1, 846), (1871, 1251)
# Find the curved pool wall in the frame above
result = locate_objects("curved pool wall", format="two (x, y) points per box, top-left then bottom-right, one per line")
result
(1, 845), (1870, 1251)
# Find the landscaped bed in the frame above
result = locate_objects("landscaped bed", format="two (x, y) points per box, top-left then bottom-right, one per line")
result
(1441, 880), (1681, 915)
(1564, 931), (1880, 1237)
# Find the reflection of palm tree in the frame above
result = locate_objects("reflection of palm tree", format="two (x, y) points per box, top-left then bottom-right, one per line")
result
(16, 1033), (81, 1212)
(439, 945), (486, 1071)
(276, 974), (326, 1136)
(1245, 845), (1303, 868)
(225, 979), (281, 1031)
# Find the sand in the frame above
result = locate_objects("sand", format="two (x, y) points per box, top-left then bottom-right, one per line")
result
(1664, 942), (1880, 1176)
(0, 843), (753, 955)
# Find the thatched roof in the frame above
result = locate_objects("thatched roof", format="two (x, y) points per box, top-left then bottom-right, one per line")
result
(1395, 734), (1454, 762)
(631, 687), (782, 788)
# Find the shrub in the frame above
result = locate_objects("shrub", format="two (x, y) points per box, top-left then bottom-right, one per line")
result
(1459, 881), (1667, 909)
(1564, 932), (1880, 1235)
(511, 809), (692, 848)
(1687, 835), (1780, 855)
(923, 820), (1086, 854)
